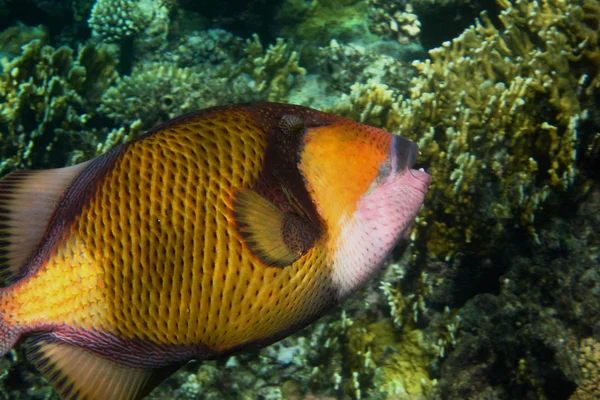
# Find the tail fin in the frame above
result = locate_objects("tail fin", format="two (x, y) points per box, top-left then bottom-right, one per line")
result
(0, 289), (20, 357)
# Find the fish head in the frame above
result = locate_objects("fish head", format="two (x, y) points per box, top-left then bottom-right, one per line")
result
(299, 117), (431, 299)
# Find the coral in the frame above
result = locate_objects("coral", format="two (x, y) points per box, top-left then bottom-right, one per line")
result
(276, 0), (376, 44)
(0, 39), (118, 176)
(427, 185), (600, 399)
(368, 2), (422, 44)
(98, 34), (307, 129)
(315, 39), (414, 93)
(0, 24), (48, 58)
(306, 306), (436, 400)
(89, 0), (171, 60)
(88, 0), (147, 42)
(97, 62), (228, 130)
(372, 327), (436, 398)
(570, 338), (600, 399)
(331, 0), (600, 261)
(73, 0), (96, 23)
(166, 29), (245, 70)
(237, 34), (307, 102)
(132, 0), (172, 55)
(328, 79), (398, 128)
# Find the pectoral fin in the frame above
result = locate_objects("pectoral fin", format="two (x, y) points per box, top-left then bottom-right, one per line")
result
(233, 189), (319, 268)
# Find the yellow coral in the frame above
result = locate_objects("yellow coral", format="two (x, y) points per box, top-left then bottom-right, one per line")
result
(332, 0), (600, 260)
(0, 39), (117, 176)
(372, 324), (435, 399)
(239, 34), (306, 102)
(570, 338), (600, 399)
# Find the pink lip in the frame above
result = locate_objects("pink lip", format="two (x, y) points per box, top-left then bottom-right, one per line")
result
(408, 168), (431, 193)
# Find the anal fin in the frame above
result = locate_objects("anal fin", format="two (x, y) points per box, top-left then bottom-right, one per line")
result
(27, 337), (181, 400)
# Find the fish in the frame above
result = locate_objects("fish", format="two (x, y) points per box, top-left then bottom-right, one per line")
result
(0, 102), (430, 399)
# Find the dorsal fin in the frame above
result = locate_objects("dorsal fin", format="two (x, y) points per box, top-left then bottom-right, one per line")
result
(233, 189), (319, 268)
(27, 337), (180, 400)
(0, 162), (90, 282)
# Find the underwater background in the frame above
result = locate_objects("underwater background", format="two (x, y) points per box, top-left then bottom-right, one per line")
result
(0, 0), (598, 399)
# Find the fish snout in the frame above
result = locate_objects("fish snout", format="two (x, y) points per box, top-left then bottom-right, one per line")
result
(408, 168), (432, 194)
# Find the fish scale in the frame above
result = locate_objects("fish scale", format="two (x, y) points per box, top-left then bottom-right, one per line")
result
(0, 103), (430, 399)
(7, 110), (329, 349)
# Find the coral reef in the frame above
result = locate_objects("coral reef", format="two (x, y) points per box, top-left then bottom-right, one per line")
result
(368, 1), (422, 45)
(571, 338), (600, 399)
(98, 34), (307, 129)
(165, 29), (245, 69)
(315, 39), (414, 93)
(276, 0), (375, 44)
(419, 184), (599, 399)
(0, 0), (599, 398)
(236, 34), (307, 102)
(330, 0), (600, 261)
(0, 24), (48, 58)
(0, 39), (118, 176)
(88, 0), (147, 43)
(88, 0), (162, 43)
(97, 62), (227, 130)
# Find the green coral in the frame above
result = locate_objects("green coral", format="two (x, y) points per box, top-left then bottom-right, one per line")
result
(0, 39), (118, 176)
(237, 34), (307, 102)
(0, 24), (48, 58)
(97, 62), (227, 130)
(88, 0), (148, 42)
(98, 34), (307, 129)
(276, 0), (376, 44)
(315, 39), (414, 93)
(330, 0), (600, 260)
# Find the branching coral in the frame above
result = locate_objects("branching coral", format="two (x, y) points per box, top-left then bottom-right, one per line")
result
(0, 39), (118, 176)
(368, 1), (422, 44)
(237, 34), (307, 102)
(329, 79), (398, 128)
(331, 0), (600, 260)
(0, 24), (48, 58)
(308, 307), (436, 400)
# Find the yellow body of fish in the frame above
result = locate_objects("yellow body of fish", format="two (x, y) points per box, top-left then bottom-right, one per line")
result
(0, 103), (430, 399)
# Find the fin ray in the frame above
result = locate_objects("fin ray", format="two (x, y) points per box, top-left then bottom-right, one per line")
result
(0, 162), (89, 282)
(27, 337), (180, 400)
(233, 189), (319, 267)
(234, 189), (298, 267)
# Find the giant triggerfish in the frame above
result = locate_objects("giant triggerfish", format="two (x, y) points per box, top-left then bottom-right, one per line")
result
(0, 103), (431, 399)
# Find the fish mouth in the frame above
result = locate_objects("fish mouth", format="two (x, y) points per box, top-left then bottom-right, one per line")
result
(408, 168), (431, 194)
(392, 135), (419, 172)
(392, 135), (431, 193)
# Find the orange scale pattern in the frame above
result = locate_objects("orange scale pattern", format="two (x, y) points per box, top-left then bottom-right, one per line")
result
(8, 109), (333, 353)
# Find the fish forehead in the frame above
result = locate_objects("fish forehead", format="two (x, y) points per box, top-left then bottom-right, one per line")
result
(15, 104), (337, 352)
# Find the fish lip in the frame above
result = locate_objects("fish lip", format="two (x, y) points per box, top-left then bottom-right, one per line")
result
(408, 168), (431, 194)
